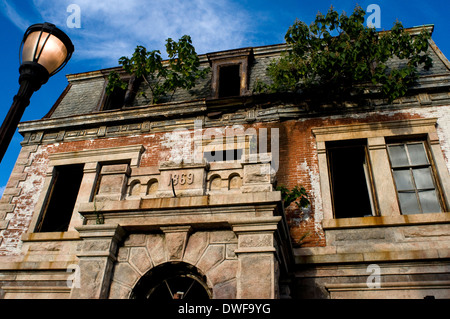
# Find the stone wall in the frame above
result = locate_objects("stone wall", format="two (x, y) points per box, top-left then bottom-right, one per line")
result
(109, 230), (239, 299)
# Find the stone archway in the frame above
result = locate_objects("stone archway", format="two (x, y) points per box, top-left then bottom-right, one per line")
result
(108, 228), (239, 299)
(130, 262), (212, 300)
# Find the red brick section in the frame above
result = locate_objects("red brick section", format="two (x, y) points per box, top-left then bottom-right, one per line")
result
(269, 112), (425, 247)
(0, 111), (427, 255)
(0, 145), (39, 255)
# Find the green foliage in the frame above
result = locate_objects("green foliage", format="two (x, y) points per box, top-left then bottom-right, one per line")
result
(276, 185), (310, 209)
(255, 5), (433, 104)
(106, 35), (209, 104)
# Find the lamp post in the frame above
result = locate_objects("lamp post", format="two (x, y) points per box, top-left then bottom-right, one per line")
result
(0, 22), (74, 162)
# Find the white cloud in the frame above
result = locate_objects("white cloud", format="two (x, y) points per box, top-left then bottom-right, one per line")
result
(28, 0), (252, 67)
(0, 0), (34, 31)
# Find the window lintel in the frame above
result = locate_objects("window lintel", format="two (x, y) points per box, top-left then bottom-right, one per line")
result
(312, 118), (438, 143)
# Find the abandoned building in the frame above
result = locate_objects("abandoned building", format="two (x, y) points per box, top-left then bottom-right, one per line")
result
(0, 25), (449, 299)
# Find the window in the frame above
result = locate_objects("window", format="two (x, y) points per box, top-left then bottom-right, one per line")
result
(387, 141), (442, 214)
(207, 48), (253, 99)
(327, 139), (376, 218)
(102, 74), (140, 111)
(313, 118), (449, 223)
(36, 164), (84, 232)
(218, 64), (241, 98)
(204, 149), (243, 162)
(103, 86), (126, 111)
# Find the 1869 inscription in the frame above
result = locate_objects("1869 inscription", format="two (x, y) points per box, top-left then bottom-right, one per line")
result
(169, 173), (194, 186)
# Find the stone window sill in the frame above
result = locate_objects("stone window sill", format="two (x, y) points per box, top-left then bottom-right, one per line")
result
(21, 231), (80, 242)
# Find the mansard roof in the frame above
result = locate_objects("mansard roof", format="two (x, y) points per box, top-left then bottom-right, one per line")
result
(17, 25), (450, 136)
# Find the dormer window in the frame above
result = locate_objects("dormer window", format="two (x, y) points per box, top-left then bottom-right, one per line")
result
(103, 85), (126, 111)
(218, 64), (241, 98)
(207, 48), (253, 99)
(100, 72), (141, 111)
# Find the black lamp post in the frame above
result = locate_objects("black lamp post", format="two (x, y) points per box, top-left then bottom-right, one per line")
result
(0, 22), (74, 162)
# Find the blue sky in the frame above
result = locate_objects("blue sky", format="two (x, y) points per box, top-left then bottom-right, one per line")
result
(0, 0), (449, 195)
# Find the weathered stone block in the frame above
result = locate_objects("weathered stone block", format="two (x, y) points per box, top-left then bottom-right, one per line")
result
(129, 247), (152, 274)
(71, 259), (107, 299)
(161, 226), (191, 261)
(101, 164), (130, 175)
(0, 204), (16, 213)
(113, 262), (140, 287)
(123, 234), (147, 247)
(117, 247), (129, 262)
(402, 224), (450, 239)
(239, 233), (273, 249)
(146, 234), (167, 266)
(213, 279), (237, 299)
(226, 244), (238, 259)
(78, 239), (111, 252)
(2, 187), (21, 196)
(97, 175), (127, 195)
(238, 254), (275, 299)
(197, 245), (225, 272)
(109, 281), (132, 299)
(207, 259), (238, 286)
(184, 232), (209, 265)
(209, 230), (237, 244)
(0, 220), (9, 230)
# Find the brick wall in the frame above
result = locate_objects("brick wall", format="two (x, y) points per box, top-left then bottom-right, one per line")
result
(0, 145), (43, 255)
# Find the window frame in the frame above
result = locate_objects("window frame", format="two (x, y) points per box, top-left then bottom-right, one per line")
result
(27, 145), (144, 234)
(102, 85), (127, 111)
(326, 139), (379, 219)
(98, 72), (135, 111)
(386, 138), (445, 214)
(207, 48), (253, 99)
(35, 163), (85, 232)
(312, 118), (450, 224)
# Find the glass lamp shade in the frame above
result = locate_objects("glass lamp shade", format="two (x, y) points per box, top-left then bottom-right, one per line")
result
(20, 23), (74, 77)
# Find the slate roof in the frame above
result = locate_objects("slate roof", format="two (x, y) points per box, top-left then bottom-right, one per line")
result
(45, 26), (450, 120)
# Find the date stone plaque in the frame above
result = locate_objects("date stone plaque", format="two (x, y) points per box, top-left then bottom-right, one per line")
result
(158, 160), (208, 197)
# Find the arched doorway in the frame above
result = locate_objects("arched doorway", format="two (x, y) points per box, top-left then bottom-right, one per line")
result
(130, 262), (212, 300)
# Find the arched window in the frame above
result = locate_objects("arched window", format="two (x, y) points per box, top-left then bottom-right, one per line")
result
(130, 262), (211, 300)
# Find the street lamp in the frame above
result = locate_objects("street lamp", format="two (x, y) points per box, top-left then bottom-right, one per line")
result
(0, 22), (74, 162)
